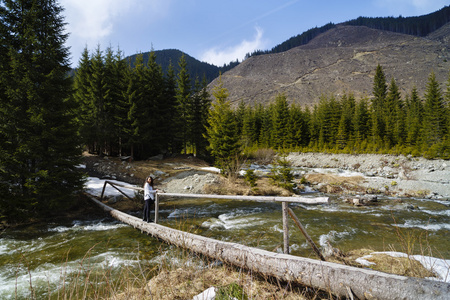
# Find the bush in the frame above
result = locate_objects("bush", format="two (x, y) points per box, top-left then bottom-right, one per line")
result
(247, 148), (276, 164)
(269, 156), (294, 192)
(216, 282), (248, 300)
(244, 169), (257, 187)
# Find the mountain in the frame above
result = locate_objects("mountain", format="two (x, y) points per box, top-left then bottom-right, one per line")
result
(248, 6), (450, 58)
(208, 23), (450, 107)
(125, 49), (220, 84)
(125, 49), (239, 86)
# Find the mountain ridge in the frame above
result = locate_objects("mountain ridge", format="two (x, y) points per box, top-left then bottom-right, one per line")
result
(208, 24), (450, 107)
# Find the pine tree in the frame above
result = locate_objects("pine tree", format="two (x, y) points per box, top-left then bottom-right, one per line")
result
(88, 46), (108, 154)
(352, 98), (371, 147)
(258, 105), (274, 148)
(190, 76), (211, 156)
(0, 0), (84, 220)
(176, 55), (191, 153)
(336, 93), (356, 150)
(241, 105), (256, 148)
(372, 64), (387, 146)
(161, 61), (180, 153)
(336, 113), (348, 150)
(308, 104), (320, 148)
(384, 78), (404, 147)
(73, 47), (95, 152)
(287, 103), (306, 148)
(102, 46), (121, 155)
(445, 71), (450, 146)
(126, 53), (147, 158)
(317, 95), (341, 149)
(405, 87), (423, 147)
(235, 101), (246, 137)
(272, 94), (290, 149)
(205, 77), (240, 176)
(144, 50), (164, 154)
(422, 72), (446, 147)
(112, 48), (131, 156)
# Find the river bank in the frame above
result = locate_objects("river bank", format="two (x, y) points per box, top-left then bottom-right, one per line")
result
(83, 152), (450, 201)
(286, 152), (450, 199)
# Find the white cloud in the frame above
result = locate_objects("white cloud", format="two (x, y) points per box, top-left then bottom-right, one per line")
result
(62, 0), (131, 42)
(200, 26), (267, 67)
(60, 0), (171, 65)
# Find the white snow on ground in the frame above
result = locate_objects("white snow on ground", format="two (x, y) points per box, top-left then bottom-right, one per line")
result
(201, 166), (221, 173)
(358, 252), (450, 282)
(84, 177), (139, 198)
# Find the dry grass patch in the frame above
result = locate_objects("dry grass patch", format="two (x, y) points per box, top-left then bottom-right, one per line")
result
(117, 265), (314, 300)
(203, 177), (293, 197)
(346, 249), (438, 279)
(305, 174), (364, 185)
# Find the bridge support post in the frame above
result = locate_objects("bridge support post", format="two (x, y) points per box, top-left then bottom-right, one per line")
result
(282, 201), (289, 254)
(155, 193), (159, 223)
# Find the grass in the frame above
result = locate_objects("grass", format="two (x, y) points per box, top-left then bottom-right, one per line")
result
(114, 248), (326, 300)
(203, 177), (293, 197)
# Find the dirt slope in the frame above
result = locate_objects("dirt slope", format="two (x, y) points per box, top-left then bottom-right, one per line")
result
(209, 25), (450, 107)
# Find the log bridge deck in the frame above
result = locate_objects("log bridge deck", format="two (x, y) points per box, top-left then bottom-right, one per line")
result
(88, 182), (449, 300)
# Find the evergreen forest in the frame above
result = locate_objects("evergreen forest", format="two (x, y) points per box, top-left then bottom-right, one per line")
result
(73, 46), (450, 163)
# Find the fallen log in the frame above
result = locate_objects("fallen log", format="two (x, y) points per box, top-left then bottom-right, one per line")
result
(159, 193), (330, 204)
(87, 195), (450, 300)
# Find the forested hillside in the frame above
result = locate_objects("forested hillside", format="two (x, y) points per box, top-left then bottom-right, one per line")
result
(124, 49), (239, 86)
(126, 49), (218, 85)
(248, 5), (450, 58)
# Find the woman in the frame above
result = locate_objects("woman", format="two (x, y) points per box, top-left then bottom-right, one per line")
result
(143, 176), (159, 222)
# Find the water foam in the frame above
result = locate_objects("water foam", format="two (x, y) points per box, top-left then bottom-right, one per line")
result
(392, 220), (450, 231)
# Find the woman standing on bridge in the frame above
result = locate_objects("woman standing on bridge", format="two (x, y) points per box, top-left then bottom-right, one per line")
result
(143, 176), (159, 222)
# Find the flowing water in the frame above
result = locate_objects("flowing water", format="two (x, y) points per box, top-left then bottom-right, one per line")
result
(1, 192), (449, 299)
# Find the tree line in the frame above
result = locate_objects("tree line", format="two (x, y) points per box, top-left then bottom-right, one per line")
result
(206, 65), (450, 174)
(73, 47), (211, 160)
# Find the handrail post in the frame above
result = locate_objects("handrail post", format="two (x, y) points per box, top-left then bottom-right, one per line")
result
(288, 207), (326, 261)
(155, 193), (159, 224)
(100, 180), (109, 201)
(282, 201), (289, 254)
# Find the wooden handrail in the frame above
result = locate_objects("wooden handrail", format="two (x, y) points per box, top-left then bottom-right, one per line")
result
(98, 180), (329, 254)
(158, 192), (329, 204)
(288, 207), (326, 261)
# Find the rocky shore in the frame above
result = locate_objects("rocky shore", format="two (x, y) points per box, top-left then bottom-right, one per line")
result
(83, 152), (450, 200)
(287, 152), (450, 200)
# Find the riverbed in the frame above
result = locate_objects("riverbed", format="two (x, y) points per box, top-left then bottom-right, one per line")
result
(1, 174), (449, 298)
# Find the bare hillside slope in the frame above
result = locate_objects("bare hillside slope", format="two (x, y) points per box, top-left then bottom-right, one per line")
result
(209, 25), (450, 107)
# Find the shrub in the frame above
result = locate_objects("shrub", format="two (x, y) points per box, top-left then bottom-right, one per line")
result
(216, 282), (248, 300)
(269, 156), (294, 192)
(244, 169), (257, 187)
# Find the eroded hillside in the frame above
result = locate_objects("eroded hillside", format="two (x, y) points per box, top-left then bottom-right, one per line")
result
(209, 25), (450, 107)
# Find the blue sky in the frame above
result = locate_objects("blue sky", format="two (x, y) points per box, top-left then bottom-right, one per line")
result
(60, 0), (448, 67)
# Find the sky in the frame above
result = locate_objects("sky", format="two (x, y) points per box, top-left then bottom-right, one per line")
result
(60, 0), (448, 68)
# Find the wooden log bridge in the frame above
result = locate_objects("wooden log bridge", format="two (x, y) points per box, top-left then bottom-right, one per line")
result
(88, 193), (449, 300)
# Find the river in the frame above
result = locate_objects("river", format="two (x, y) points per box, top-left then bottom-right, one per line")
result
(1, 178), (449, 299)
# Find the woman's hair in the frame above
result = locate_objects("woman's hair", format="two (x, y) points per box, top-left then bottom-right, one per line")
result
(145, 176), (154, 188)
